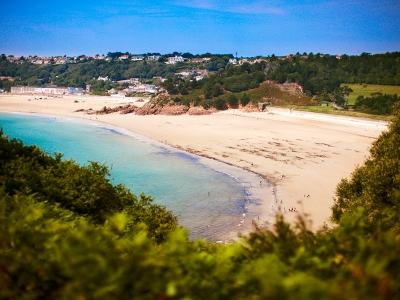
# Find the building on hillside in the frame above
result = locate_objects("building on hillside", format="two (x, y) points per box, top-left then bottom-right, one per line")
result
(228, 58), (238, 65)
(166, 56), (185, 64)
(118, 54), (129, 60)
(130, 84), (159, 94)
(239, 59), (250, 65)
(176, 71), (192, 78)
(194, 75), (204, 81)
(7, 55), (23, 63)
(147, 55), (161, 61)
(11, 86), (84, 96)
(249, 58), (267, 64)
(131, 56), (144, 61)
(97, 76), (109, 81)
(190, 57), (211, 63)
(31, 57), (51, 65)
(117, 78), (140, 85)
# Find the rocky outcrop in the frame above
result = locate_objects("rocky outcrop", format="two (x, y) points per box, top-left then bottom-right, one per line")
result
(97, 104), (138, 115)
(187, 106), (216, 115)
(75, 104), (138, 115)
(160, 105), (189, 115)
(136, 103), (190, 115)
(120, 105), (138, 114)
(135, 101), (163, 115)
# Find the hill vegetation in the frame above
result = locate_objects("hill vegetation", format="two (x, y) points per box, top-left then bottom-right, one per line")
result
(1, 52), (400, 115)
(1, 106), (400, 299)
(161, 52), (400, 111)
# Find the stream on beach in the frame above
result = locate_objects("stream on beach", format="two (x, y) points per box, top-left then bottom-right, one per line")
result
(0, 112), (267, 240)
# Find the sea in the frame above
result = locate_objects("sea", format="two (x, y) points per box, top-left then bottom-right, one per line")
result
(0, 112), (263, 240)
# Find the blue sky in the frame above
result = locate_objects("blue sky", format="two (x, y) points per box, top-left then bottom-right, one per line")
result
(1, 0), (399, 56)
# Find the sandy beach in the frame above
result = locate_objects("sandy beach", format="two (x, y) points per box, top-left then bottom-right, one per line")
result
(0, 94), (387, 229)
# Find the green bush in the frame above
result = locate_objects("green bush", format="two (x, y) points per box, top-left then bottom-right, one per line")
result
(0, 133), (177, 242)
(227, 94), (239, 108)
(214, 97), (228, 110)
(240, 93), (251, 106)
(354, 93), (400, 115)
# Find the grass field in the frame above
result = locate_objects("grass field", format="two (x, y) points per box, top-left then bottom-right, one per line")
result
(291, 104), (393, 121)
(342, 83), (400, 105)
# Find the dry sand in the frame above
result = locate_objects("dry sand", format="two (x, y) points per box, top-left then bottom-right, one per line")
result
(0, 94), (387, 229)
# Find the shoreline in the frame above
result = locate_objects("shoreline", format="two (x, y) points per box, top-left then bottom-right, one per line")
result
(0, 94), (387, 231)
(0, 110), (277, 240)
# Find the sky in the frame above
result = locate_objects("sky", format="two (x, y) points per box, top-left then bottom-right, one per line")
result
(1, 0), (399, 56)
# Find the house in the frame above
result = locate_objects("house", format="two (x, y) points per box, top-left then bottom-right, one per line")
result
(54, 57), (66, 64)
(7, 55), (23, 63)
(130, 84), (159, 94)
(166, 56), (185, 64)
(238, 59), (250, 65)
(117, 78), (140, 85)
(131, 56), (144, 61)
(176, 71), (192, 78)
(228, 58), (238, 65)
(194, 75), (204, 81)
(147, 55), (161, 61)
(190, 57), (211, 63)
(118, 54), (129, 60)
(31, 57), (50, 65)
(97, 76), (109, 81)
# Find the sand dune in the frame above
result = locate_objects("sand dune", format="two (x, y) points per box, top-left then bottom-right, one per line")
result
(0, 94), (387, 229)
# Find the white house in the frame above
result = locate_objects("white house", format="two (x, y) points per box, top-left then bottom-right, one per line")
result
(117, 78), (140, 85)
(194, 75), (204, 81)
(166, 56), (185, 64)
(131, 56), (144, 61)
(97, 76), (109, 81)
(147, 55), (161, 61)
(228, 58), (238, 65)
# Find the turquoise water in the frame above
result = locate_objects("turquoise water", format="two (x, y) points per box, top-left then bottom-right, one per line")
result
(0, 113), (252, 240)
